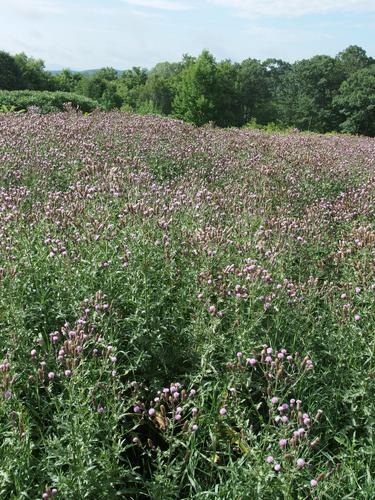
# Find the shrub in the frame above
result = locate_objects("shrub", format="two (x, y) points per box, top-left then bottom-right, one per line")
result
(0, 90), (99, 113)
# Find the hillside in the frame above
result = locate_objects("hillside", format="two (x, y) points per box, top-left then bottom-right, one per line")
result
(0, 111), (374, 498)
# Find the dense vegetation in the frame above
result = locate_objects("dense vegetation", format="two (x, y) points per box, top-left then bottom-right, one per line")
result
(0, 110), (374, 498)
(0, 46), (374, 135)
(0, 90), (98, 114)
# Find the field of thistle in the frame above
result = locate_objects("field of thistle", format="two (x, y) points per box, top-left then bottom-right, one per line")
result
(0, 110), (374, 499)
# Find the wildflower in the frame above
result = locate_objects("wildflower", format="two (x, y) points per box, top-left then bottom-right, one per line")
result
(30, 349), (37, 358)
(4, 390), (12, 400)
(246, 357), (257, 366)
(189, 388), (196, 397)
(310, 479), (318, 488)
(97, 404), (104, 414)
(279, 438), (287, 448)
(274, 463), (281, 472)
(354, 314), (361, 321)
(191, 424), (198, 432)
(48, 372), (55, 380)
(296, 458), (305, 468)
(219, 407), (227, 416)
(266, 455), (274, 463)
(64, 370), (72, 377)
(175, 414), (182, 421)
(191, 407), (198, 416)
(271, 397), (279, 404)
(148, 408), (156, 417)
(236, 352), (243, 358)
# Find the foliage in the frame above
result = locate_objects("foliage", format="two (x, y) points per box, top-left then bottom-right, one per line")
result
(0, 112), (374, 497)
(0, 50), (22, 90)
(334, 65), (375, 136)
(0, 90), (99, 113)
(0, 46), (374, 135)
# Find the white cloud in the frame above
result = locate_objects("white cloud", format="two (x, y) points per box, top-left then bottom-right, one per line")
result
(121, 0), (191, 11)
(208, 0), (375, 17)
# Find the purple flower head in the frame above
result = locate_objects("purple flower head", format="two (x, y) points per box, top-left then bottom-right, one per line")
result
(266, 455), (274, 464)
(148, 408), (156, 417)
(246, 357), (257, 366)
(133, 405), (141, 413)
(310, 479), (318, 488)
(175, 414), (182, 421)
(279, 438), (287, 448)
(219, 407), (227, 416)
(4, 390), (12, 400)
(274, 463), (281, 472)
(296, 458), (305, 468)
(236, 352), (243, 358)
(191, 424), (198, 432)
(271, 397), (279, 405)
(48, 372), (55, 380)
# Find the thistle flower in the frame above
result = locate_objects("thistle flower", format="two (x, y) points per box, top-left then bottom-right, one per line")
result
(296, 458), (305, 468)
(219, 407), (227, 416)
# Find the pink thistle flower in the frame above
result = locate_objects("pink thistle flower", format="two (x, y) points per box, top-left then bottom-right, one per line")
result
(219, 407), (227, 416)
(310, 479), (318, 488)
(148, 408), (156, 417)
(279, 438), (287, 448)
(266, 455), (274, 463)
(274, 463), (281, 472)
(296, 458), (305, 468)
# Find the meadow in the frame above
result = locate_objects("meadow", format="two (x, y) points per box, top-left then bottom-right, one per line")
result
(0, 109), (374, 499)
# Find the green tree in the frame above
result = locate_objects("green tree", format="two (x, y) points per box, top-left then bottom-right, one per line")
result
(14, 53), (54, 90)
(334, 65), (375, 136)
(117, 67), (148, 110)
(0, 51), (22, 90)
(140, 73), (174, 115)
(54, 69), (82, 93)
(215, 60), (241, 127)
(237, 58), (272, 124)
(173, 50), (218, 126)
(336, 45), (373, 78)
(279, 55), (345, 132)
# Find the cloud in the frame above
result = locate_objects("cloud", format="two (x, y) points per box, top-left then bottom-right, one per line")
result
(208, 0), (375, 17)
(121, 0), (191, 11)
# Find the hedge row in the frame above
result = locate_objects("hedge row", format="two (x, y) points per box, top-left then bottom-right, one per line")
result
(0, 90), (99, 113)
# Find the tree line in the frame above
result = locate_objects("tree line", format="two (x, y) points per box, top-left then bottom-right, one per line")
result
(0, 46), (374, 136)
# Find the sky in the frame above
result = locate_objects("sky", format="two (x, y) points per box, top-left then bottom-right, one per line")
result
(1, 0), (374, 70)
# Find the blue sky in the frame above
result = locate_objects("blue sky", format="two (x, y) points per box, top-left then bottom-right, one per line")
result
(1, 0), (375, 70)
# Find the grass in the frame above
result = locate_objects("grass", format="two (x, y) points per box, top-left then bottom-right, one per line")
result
(0, 110), (374, 499)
